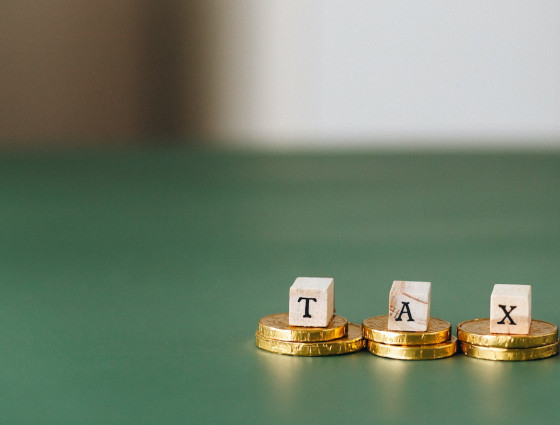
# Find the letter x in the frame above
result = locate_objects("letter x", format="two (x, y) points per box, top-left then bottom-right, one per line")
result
(497, 305), (517, 325)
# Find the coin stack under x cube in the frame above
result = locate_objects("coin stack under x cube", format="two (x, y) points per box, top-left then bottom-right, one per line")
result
(457, 284), (558, 361)
(362, 281), (457, 360)
(255, 277), (365, 356)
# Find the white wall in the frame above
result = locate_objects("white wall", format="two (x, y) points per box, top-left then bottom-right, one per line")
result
(208, 1), (560, 148)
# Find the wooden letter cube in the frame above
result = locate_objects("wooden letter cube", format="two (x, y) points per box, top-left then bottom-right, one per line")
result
(289, 277), (334, 327)
(490, 284), (531, 334)
(388, 281), (431, 332)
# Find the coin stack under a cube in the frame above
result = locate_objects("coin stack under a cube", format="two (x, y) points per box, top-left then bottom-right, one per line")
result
(458, 284), (558, 361)
(255, 277), (365, 356)
(363, 281), (457, 360)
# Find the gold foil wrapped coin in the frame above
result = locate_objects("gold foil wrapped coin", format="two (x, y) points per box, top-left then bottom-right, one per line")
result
(258, 313), (347, 342)
(255, 323), (365, 356)
(362, 315), (451, 345)
(457, 318), (558, 348)
(459, 340), (558, 361)
(366, 336), (457, 360)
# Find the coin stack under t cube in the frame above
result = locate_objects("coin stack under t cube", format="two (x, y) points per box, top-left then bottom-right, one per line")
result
(458, 284), (558, 361)
(363, 281), (457, 360)
(255, 277), (365, 356)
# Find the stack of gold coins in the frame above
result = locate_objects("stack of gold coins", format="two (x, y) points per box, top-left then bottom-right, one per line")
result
(255, 313), (365, 356)
(457, 318), (558, 361)
(362, 315), (457, 360)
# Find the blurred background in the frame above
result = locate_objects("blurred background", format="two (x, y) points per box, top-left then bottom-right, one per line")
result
(2, 0), (560, 149)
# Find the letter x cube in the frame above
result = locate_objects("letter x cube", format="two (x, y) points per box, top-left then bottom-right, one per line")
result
(289, 277), (334, 327)
(388, 281), (431, 332)
(490, 284), (531, 334)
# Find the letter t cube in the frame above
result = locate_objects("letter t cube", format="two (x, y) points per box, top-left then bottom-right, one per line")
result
(289, 277), (334, 327)
(490, 284), (531, 334)
(388, 281), (431, 332)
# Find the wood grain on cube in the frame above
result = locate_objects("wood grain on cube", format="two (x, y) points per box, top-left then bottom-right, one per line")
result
(388, 281), (431, 332)
(490, 284), (531, 334)
(289, 277), (334, 327)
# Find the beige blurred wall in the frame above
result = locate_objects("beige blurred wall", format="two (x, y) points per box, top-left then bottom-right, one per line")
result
(209, 1), (560, 148)
(0, 1), (212, 147)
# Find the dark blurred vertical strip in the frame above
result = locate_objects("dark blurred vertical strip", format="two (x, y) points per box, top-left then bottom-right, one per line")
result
(136, 0), (215, 143)
(180, 1), (217, 141)
(136, 1), (180, 141)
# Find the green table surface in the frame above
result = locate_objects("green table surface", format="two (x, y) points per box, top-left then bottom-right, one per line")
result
(1, 148), (559, 424)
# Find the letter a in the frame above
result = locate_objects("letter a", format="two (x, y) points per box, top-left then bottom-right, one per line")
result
(395, 301), (414, 322)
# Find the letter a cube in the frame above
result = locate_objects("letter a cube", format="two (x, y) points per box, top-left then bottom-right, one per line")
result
(289, 277), (334, 327)
(490, 284), (531, 334)
(388, 281), (431, 332)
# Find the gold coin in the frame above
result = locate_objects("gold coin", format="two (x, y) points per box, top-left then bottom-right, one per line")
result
(258, 313), (347, 342)
(362, 315), (451, 345)
(459, 340), (558, 361)
(255, 323), (365, 356)
(366, 336), (457, 360)
(457, 318), (558, 348)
